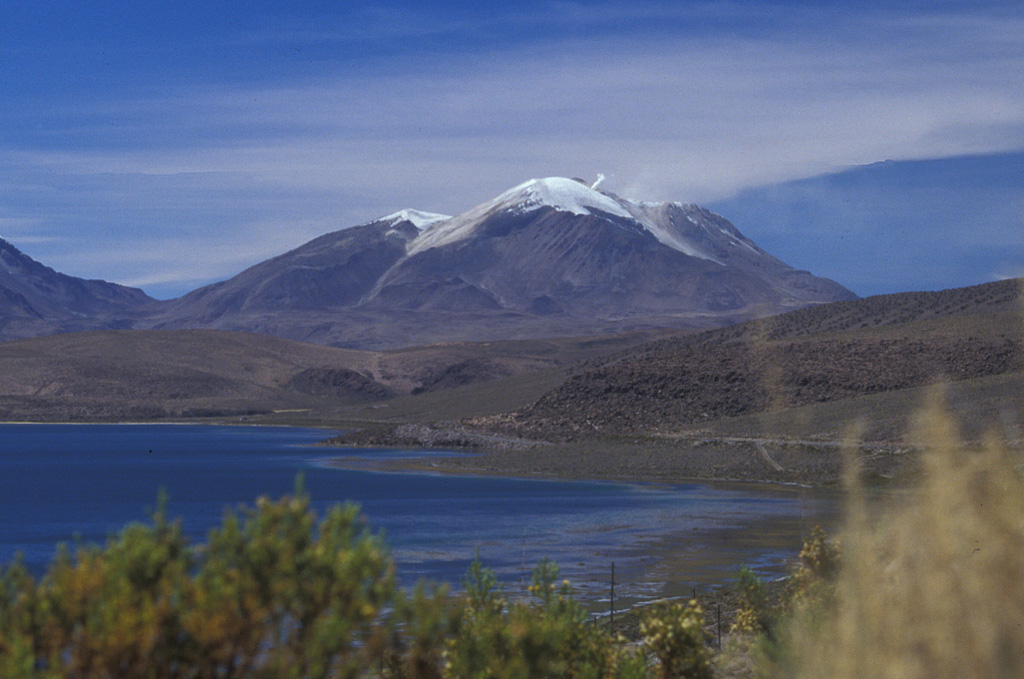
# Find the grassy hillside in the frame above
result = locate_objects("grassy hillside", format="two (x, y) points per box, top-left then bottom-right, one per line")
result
(0, 328), (665, 422)
(3, 278), (1020, 451)
(0, 330), (377, 420)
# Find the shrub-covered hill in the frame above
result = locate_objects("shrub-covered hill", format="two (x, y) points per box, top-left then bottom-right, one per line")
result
(502, 278), (1024, 438)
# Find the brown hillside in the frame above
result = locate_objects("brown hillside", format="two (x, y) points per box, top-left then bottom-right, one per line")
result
(506, 279), (1024, 438)
(686, 277), (1023, 343)
(0, 330), (381, 421)
(0, 328), (662, 422)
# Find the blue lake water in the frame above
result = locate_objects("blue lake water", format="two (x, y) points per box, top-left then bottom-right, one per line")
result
(0, 424), (833, 607)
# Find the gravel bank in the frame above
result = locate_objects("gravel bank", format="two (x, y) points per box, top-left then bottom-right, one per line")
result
(321, 426), (913, 487)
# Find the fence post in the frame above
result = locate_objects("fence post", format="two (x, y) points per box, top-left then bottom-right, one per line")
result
(610, 562), (615, 630)
(717, 604), (722, 650)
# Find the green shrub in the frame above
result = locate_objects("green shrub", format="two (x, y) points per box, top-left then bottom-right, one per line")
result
(0, 487), (737, 679)
(446, 557), (622, 679)
(0, 487), (395, 679)
(35, 499), (191, 679)
(640, 599), (712, 679)
(387, 582), (457, 679)
(730, 567), (773, 637)
(786, 525), (840, 614)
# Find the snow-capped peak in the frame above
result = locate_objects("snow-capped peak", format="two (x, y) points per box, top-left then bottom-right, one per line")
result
(405, 177), (755, 263)
(498, 177), (635, 221)
(381, 209), (451, 230)
(407, 177), (637, 255)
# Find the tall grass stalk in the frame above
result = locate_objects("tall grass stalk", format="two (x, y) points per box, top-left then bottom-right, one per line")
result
(782, 394), (1024, 679)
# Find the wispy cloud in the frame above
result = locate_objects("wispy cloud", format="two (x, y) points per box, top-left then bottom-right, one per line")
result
(22, 7), (1024, 192)
(233, 1), (772, 48)
(2, 2), (1022, 296)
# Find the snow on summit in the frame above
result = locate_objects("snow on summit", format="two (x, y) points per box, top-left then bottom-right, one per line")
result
(381, 209), (451, 230)
(406, 176), (734, 262)
(505, 177), (635, 221)
(407, 177), (636, 255)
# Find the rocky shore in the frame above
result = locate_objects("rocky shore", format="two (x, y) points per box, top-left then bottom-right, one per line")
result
(317, 422), (545, 451)
(320, 423), (914, 487)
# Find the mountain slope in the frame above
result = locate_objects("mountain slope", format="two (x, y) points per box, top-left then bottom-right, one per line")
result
(501, 278), (1024, 439)
(144, 177), (854, 348)
(709, 152), (1024, 296)
(158, 216), (426, 322)
(0, 238), (153, 340)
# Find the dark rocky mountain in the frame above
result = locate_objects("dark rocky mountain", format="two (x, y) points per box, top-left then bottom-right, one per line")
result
(157, 215), (428, 322)
(500, 278), (1024, 440)
(0, 238), (153, 341)
(142, 178), (855, 348)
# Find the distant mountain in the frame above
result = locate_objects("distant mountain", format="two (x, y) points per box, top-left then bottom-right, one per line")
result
(0, 238), (153, 341)
(142, 177), (855, 348)
(709, 151), (1024, 296)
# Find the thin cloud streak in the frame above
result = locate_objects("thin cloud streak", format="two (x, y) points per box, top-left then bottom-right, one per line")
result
(2, 3), (1022, 295)
(18, 13), (1024, 197)
(233, 1), (782, 49)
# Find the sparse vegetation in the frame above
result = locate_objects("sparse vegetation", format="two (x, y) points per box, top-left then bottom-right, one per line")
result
(0, 485), (397, 679)
(729, 567), (773, 637)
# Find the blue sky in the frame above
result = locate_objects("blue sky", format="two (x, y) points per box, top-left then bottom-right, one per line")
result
(2, 1), (1022, 298)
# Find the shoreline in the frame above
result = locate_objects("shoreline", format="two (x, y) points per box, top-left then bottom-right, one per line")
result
(321, 450), (825, 494)
(0, 418), (911, 488)
(315, 442), (845, 614)
(0, 419), (341, 430)
(356, 453), (839, 616)
(2, 420), (839, 623)
(317, 432), (912, 488)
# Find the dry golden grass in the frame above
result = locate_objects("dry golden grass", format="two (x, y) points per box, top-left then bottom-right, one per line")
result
(781, 394), (1024, 679)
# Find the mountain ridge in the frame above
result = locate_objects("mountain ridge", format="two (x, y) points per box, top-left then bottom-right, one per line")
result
(0, 238), (154, 341)
(0, 177), (855, 347)
(142, 176), (854, 347)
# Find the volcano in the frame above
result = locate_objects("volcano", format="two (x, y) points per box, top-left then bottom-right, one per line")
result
(144, 177), (854, 348)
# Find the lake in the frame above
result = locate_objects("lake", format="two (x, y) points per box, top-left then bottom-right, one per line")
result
(0, 424), (834, 608)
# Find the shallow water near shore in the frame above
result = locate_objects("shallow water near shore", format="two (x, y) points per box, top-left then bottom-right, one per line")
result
(0, 424), (837, 608)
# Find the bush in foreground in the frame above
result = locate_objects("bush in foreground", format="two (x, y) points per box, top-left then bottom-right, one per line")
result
(0, 489), (712, 679)
(640, 600), (711, 679)
(0, 489), (396, 679)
